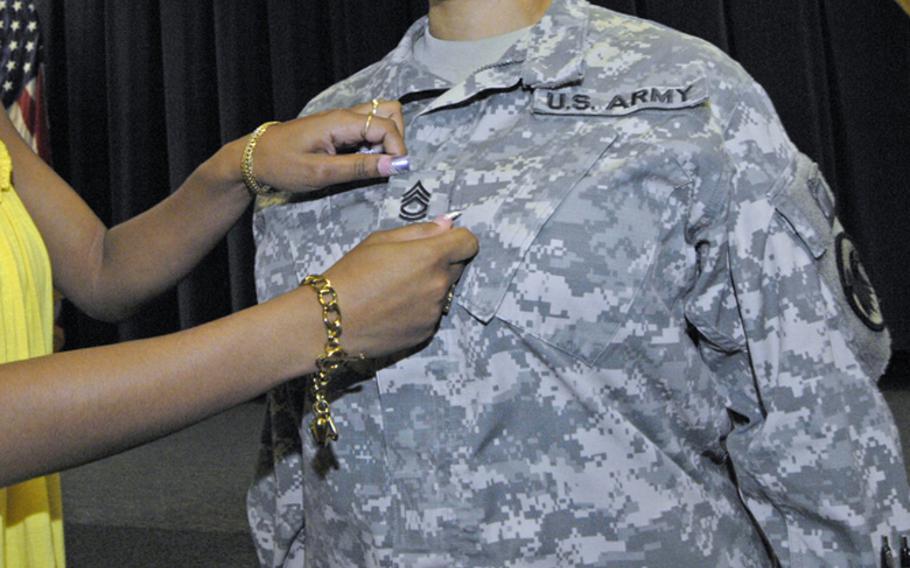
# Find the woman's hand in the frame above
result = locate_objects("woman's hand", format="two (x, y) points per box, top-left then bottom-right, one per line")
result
(317, 219), (478, 358)
(252, 100), (409, 193)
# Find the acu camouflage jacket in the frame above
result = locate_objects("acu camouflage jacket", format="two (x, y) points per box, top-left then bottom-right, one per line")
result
(248, 1), (910, 566)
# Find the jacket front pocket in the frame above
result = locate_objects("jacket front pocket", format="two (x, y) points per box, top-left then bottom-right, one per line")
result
(492, 146), (691, 365)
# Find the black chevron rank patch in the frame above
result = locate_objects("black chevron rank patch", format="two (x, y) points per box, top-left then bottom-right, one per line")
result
(400, 181), (430, 221)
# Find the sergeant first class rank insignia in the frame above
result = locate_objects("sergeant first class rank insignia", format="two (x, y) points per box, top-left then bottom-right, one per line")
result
(400, 181), (431, 221)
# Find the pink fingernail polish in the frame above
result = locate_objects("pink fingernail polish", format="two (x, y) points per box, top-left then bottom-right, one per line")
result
(432, 214), (453, 228)
(377, 156), (392, 177)
(432, 210), (463, 228)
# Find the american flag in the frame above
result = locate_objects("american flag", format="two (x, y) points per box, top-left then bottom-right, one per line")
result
(1, 0), (49, 159)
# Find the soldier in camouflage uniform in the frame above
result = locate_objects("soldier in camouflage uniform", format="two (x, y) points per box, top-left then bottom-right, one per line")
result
(248, 0), (910, 565)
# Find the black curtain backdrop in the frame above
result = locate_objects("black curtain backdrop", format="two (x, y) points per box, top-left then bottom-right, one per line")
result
(34, 2), (910, 373)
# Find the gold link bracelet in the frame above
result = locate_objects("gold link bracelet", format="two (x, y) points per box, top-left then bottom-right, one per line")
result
(300, 274), (356, 446)
(241, 121), (280, 196)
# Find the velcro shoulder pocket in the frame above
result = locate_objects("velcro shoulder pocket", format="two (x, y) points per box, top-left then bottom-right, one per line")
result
(770, 156), (891, 379)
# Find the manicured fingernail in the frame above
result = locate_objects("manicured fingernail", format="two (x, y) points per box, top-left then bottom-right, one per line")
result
(388, 156), (411, 175)
(378, 155), (410, 177)
(432, 214), (453, 228)
(432, 210), (463, 228)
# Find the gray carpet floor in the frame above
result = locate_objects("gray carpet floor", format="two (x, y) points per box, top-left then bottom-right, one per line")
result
(62, 402), (263, 567)
(61, 388), (910, 567)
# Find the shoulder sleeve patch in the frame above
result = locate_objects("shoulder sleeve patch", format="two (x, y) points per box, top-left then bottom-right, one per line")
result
(835, 232), (886, 332)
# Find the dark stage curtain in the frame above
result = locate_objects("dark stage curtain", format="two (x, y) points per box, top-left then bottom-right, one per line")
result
(34, 1), (910, 372)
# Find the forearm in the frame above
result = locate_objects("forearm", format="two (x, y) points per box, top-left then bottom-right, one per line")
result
(0, 107), (253, 322)
(0, 218), (479, 487)
(0, 287), (321, 487)
(88, 139), (250, 320)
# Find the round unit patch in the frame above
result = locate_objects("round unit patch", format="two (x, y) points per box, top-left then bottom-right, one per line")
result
(835, 233), (885, 331)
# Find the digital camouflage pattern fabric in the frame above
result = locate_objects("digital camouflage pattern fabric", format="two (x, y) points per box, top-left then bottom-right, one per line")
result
(248, 1), (910, 565)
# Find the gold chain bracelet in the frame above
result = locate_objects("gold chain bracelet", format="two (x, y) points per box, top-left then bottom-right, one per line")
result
(241, 121), (280, 196)
(300, 274), (350, 446)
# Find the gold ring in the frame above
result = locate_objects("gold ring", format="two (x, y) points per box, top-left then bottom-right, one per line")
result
(442, 285), (456, 315)
(361, 98), (380, 140)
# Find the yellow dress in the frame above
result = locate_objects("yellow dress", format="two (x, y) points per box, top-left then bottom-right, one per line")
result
(0, 140), (65, 567)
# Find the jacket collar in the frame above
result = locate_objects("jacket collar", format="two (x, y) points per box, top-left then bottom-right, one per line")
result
(366, 0), (591, 107)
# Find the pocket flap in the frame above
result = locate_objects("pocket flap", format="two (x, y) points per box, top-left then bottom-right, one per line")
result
(770, 157), (832, 260)
(455, 118), (619, 323)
